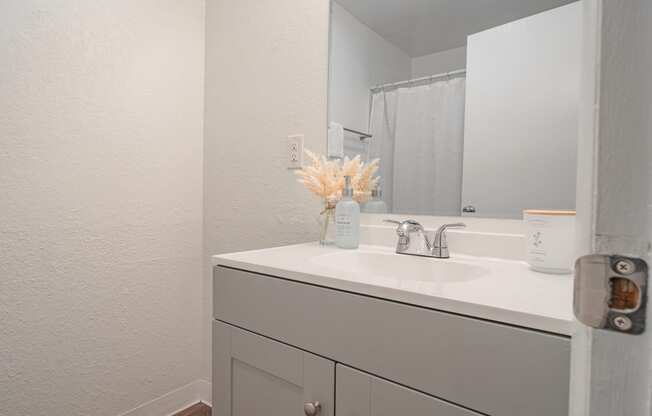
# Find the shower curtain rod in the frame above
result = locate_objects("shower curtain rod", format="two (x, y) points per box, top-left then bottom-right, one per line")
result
(370, 68), (466, 92)
(343, 127), (372, 140)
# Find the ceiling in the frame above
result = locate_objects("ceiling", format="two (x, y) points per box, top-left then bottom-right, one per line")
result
(335, 0), (577, 57)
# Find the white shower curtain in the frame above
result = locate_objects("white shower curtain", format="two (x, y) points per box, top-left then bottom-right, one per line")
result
(368, 77), (466, 215)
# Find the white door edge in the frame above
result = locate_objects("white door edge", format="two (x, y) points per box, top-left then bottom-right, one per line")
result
(571, 1), (652, 415)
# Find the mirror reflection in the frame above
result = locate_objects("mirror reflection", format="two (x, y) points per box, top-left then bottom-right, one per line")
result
(328, 0), (580, 219)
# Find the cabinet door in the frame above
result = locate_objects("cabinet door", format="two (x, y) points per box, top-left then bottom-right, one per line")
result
(213, 320), (334, 416)
(336, 365), (481, 416)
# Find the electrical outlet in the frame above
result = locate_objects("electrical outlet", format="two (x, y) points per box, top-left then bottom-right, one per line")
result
(287, 134), (304, 169)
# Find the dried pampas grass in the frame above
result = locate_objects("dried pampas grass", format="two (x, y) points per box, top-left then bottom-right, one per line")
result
(296, 149), (380, 205)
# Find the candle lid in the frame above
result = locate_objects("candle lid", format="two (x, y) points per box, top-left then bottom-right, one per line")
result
(523, 209), (576, 216)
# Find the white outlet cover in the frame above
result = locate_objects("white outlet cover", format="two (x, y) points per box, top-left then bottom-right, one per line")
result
(287, 134), (304, 169)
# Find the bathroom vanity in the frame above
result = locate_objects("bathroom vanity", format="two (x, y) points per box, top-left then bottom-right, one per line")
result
(212, 242), (573, 416)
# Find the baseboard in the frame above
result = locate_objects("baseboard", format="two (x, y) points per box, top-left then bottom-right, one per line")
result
(194, 379), (212, 407)
(118, 379), (212, 416)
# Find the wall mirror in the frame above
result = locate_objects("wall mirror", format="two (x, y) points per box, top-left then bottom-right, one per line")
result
(328, 0), (580, 219)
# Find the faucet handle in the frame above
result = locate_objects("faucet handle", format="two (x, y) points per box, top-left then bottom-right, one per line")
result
(436, 222), (466, 235)
(431, 223), (466, 259)
(383, 219), (402, 226)
(383, 219), (424, 236)
(434, 223), (466, 244)
(383, 219), (403, 236)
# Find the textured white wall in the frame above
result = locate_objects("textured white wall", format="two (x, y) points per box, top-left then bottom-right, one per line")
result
(329, 2), (411, 133)
(411, 47), (467, 78)
(0, 1), (205, 415)
(203, 0), (330, 381)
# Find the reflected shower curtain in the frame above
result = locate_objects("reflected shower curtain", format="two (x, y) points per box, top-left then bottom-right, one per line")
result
(368, 77), (465, 215)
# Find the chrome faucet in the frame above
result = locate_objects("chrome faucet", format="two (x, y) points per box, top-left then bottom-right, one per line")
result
(384, 219), (466, 259)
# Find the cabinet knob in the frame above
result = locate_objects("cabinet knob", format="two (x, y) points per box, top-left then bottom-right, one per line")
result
(304, 401), (322, 416)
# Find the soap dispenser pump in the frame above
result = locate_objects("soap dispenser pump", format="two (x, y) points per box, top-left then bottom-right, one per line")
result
(335, 176), (360, 249)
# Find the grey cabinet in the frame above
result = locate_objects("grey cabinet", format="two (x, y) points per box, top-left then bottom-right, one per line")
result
(214, 266), (570, 416)
(337, 365), (480, 416)
(213, 266), (571, 416)
(212, 320), (335, 416)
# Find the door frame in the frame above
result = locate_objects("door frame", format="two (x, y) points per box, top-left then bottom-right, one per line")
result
(571, 0), (652, 415)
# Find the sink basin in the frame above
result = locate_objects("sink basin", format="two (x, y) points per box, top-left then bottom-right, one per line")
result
(310, 249), (487, 284)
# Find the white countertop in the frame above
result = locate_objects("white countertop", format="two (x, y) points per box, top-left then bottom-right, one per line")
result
(212, 243), (574, 335)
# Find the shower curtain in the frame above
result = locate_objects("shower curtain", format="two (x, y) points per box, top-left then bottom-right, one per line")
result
(368, 77), (466, 215)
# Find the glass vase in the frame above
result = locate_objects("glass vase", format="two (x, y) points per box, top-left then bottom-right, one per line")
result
(318, 202), (337, 245)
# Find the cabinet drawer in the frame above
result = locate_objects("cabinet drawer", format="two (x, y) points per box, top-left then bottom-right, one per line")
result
(337, 364), (480, 416)
(214, 266), (570, 416)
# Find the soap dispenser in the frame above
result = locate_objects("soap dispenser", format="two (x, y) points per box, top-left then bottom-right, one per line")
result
(361, 183), (388, 214)
(335, 176), (360, 249)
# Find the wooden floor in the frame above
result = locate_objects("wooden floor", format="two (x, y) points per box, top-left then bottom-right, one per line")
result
(172, 402), (211, 416)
